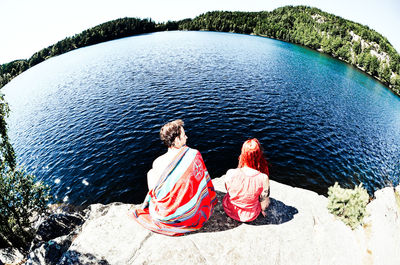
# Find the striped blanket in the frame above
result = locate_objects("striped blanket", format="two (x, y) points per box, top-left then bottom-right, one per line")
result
(132, 147), (217, 236)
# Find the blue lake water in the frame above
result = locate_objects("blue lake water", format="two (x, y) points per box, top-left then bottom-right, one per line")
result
(3, 31), (400, 205)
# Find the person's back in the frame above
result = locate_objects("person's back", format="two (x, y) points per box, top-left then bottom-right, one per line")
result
(131, 119), (217, 236)
(222, 138), (270, 222)
(223, 167), (268, 222)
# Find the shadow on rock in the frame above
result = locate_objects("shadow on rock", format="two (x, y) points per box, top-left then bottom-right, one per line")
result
(34, 213), (85, 244)
(191, 191), (242, 233)
(58, 250), (109, 265)
(25, 205), (88, 265)
(247, 197), (298, 226)
(191, 191), (298, 234)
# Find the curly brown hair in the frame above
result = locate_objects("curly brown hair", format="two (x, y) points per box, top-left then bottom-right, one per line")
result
(160, 119), (184, 148)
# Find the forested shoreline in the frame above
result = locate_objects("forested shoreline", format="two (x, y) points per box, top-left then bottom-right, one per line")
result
(0, 17), (161, 89)
(1, 6), (399, 96)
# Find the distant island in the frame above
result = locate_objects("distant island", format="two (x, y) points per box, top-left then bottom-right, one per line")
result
(1, 5), (399, 96)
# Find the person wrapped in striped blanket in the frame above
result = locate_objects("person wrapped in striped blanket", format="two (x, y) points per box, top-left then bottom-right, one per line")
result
(132, 119), (217, 236)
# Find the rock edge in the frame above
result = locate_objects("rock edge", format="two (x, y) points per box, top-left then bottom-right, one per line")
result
(1, 178), (399, 265)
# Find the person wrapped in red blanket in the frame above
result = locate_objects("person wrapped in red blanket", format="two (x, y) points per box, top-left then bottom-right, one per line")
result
(132, 119), (217, 236)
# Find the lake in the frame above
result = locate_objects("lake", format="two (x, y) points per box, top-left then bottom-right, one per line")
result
(3, 31), (400, 205)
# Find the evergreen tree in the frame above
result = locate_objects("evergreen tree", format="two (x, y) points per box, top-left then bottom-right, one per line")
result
(337, 44), (351, 62)
(353, 41), (362, 55)
(369, 55), (380, 76)
(321, 36), (332, 54)
(0, 94), (51, 248)
(378, 63), (391, 83)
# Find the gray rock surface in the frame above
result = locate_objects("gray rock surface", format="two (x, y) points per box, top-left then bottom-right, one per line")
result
(23, 206), (87, 265)
(363, 186), (400, 265)
(60, 178), (400, 265)
(0, 248), (24, 265)
(1, 179), (399, 265)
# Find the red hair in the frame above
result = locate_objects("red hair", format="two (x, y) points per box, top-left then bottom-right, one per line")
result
(238, 138), (269, 175)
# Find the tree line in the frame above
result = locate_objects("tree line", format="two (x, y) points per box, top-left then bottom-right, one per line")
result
(0, 17), (159, 88)
(1, 6), (400, 96)
(177, 6), (400, 96)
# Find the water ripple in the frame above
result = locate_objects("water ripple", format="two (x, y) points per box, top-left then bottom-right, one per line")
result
(3, 31), (400, 205)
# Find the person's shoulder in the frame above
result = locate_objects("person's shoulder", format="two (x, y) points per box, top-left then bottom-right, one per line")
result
(224, 168), (240, 181)
(187, 147), (199, 153)
(227, 168), (239, 175)
(187, 147), (202, 157)
(152, 152), (168, 168)
(258, 172), (269, 187)
(256, 171), (268, 180)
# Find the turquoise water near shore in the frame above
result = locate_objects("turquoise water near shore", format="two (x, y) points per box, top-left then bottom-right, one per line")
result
(3, 31), (400, 205)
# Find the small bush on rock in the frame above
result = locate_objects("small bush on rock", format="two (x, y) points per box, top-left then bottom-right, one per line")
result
(327, 182), (369, 229)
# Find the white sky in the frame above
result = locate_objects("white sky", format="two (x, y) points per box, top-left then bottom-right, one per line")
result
(0, 0), (399, 64)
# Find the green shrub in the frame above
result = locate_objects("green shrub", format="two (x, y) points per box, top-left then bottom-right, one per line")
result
(0, 168), (51, 247)
(327, 182), (369, 229)
(0, 93), (51, 248)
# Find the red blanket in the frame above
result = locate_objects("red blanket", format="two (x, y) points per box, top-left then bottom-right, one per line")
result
(132, 147), (217, 236)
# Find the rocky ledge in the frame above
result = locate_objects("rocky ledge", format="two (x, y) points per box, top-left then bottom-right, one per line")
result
(1, 178), (399, 265)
